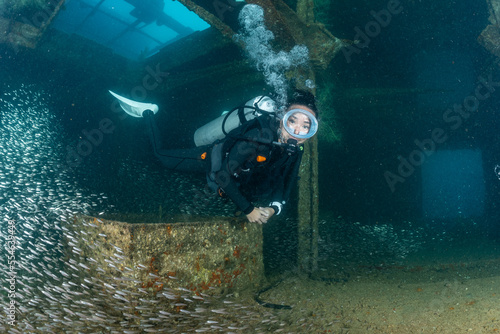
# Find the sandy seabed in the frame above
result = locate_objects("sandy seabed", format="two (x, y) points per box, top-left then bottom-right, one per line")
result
(253, 238), (500, 334)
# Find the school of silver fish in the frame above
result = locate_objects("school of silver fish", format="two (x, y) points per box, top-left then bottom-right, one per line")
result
(0, 85), (290, 333)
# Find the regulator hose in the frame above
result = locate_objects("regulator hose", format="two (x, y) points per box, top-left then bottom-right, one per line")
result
(254, 279), (292, 310)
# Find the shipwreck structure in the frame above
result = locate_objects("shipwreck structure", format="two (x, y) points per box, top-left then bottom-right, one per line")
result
(66, 215), (265, 299)
(479, 0), (500, 60)
(0, 0), (345, 278)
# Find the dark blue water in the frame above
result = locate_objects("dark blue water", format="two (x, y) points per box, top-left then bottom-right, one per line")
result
(321, 0), (498, 225)
(2, 0), (500, 332)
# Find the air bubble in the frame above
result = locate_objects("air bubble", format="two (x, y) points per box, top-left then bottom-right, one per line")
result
(235, 4), (311, 107)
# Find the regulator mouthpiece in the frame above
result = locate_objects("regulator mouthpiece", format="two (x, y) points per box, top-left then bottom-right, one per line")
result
(282, 109), (318, 139)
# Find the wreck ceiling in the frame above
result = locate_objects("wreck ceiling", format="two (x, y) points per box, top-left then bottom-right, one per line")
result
(0, 0), (497, 102)
(0, 0), (341, 70)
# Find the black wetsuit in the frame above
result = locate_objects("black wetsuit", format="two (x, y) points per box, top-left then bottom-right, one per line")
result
(144, 110), (303, 216)
(144, 109), (208, 173)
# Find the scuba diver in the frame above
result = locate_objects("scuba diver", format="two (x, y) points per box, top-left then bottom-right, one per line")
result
(109, 89), (319, 224)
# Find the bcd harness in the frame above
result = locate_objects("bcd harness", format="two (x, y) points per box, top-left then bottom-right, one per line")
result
(204, 112), (303, 215)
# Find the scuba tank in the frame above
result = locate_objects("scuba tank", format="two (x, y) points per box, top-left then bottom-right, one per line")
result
(193, 96), (276, 147)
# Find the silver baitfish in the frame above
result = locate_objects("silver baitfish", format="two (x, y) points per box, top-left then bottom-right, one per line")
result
(0, 85), (285, 333)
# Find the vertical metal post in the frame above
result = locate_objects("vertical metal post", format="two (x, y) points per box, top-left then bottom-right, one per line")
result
(297, 135), (319, 274)
(294, 0), (320, 275)
(295, 62), (319, 276)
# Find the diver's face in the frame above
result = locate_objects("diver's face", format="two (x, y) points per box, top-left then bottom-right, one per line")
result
(280, 104), (316, 144)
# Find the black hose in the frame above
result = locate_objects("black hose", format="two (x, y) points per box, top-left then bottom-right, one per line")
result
(254, 279), (292, 310)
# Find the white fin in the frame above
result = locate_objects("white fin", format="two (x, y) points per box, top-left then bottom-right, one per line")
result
(109, 90), (159, 118)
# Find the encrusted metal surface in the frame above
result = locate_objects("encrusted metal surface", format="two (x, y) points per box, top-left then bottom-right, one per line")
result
(479, 0), (500, 58)
(66, 216), (265, 298)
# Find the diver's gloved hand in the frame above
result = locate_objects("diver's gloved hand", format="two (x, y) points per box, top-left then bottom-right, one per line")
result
(246, 207), (275, 224)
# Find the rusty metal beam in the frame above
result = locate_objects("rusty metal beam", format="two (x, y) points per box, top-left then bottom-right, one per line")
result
(36, 0), (66, 44)
(246, 0), (343, 69)
(177, 0), (236, 40)
(179, 0), (342, 69)
(0, 0), (66, 50)
(479, 0), (500, 59)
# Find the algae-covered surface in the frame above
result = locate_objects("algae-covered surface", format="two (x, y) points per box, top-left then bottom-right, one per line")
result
(54, 216), (500, 333)
(66, 215), (265, 296)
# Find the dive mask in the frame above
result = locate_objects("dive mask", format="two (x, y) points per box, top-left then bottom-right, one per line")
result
(282, 109), (318, 139)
